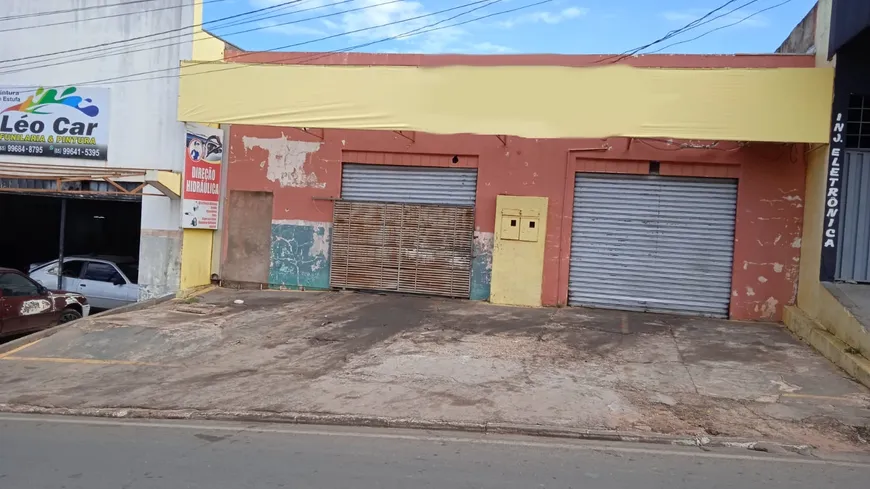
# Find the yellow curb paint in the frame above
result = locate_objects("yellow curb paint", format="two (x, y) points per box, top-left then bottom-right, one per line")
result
(189, 285), (216, 298)
(177, 284), (216, 300)
(0, 339), (42, 359)
(0, 356), (173, 367)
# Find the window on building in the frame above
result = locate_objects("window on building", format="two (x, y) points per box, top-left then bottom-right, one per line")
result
(846, 94), (870, 149)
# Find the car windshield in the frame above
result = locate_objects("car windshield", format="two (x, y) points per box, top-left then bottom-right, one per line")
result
(117, 263), (138, 284)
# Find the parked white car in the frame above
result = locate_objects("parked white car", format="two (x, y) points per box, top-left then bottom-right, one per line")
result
(29, 256), (139, 310)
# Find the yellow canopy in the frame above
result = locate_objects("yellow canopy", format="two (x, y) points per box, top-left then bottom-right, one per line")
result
(178, 61), (833, 143)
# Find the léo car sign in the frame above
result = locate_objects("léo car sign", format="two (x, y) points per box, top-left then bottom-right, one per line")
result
(0, 85), (110, 161)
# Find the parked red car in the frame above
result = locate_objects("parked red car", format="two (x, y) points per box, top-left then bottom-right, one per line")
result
(0, 267), (90, 339)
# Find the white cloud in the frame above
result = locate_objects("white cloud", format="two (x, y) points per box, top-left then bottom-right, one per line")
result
(661, 9), (770, 29)
(497, 6), (588, 29)
(338, 0), (429, 40)
(244, 0), (517, 55)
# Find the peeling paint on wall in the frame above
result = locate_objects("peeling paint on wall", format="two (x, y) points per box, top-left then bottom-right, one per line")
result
(761, 297), (779, 318)
(471, 231), (494, 301)
(242, 135), (325, 188)
(270, 220), (332, 289)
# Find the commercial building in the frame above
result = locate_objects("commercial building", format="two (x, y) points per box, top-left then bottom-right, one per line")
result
(779, 0), (870, 385)
(177, 46), (832, 322)
(0, 0), (223, 299)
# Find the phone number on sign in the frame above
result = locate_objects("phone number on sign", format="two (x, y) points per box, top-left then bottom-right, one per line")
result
(57, 147), (101, 157)
(0, 144), (44, 154)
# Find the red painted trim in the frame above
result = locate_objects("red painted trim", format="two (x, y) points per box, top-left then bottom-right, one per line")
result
(224, 48), (815, 69)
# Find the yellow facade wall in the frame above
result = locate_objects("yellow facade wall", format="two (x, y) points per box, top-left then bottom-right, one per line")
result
(180, 228), (214, 290)
(490, 196), (548, 307)
(192, 0), (225, 62)
(796, 145), (827, 315)
(793, 146), (870, 357)
(178, 62), (833, 143)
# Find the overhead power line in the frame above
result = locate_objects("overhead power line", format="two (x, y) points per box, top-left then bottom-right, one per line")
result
(0, 0), (398, 76)
(91, 0), (494, 84)
(205, 0), (322, 30)
(0, 0), (230, 34)
(645, 0), (794, 54)
(596, 0), (747, 64)
(293, 0), (548, 65)
(45, 0), (538, 88)
(0, 0), (306, 65)
(0, 0), (160, 22)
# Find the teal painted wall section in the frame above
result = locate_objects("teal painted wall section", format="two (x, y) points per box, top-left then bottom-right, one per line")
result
(270, 221), (331, 290)
(470, 232), (494, 301)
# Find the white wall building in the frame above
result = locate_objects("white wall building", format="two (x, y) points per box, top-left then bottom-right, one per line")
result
(0, 0), (201, 299)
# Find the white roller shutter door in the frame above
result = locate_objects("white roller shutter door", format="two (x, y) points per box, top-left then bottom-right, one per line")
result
(569, 174), (738, 317)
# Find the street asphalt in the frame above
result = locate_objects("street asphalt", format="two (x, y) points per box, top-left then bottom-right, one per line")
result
(1, 415), (868, 489)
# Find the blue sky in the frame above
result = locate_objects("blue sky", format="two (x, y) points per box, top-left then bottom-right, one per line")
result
(202, 0), (818, 55)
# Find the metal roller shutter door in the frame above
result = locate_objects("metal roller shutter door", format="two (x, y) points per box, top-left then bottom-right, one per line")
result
(330, 164), (477, 298)
(569, 174), (738, 317)
(836, 151), (870, 283)
(340, 164), (477, 205)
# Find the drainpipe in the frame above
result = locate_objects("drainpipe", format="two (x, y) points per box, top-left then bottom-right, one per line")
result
(57, 198), (66, 291)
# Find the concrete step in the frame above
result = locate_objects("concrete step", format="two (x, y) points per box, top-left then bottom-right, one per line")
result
(784, 305), (870, 389)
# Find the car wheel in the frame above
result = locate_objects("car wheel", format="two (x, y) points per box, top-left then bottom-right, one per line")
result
(59, 309), (82, 324)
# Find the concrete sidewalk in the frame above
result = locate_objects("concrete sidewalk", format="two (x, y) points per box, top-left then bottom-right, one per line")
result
(0, 289), (868, 452)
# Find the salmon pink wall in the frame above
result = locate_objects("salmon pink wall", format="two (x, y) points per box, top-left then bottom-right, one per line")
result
(225, 126), (804, 321)
(220, 50), (808, 320)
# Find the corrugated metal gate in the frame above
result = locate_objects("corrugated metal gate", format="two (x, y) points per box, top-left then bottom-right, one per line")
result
(836, 151), (870, 282)
(569, 174), (738, 317)
(330, 164), (477, 297)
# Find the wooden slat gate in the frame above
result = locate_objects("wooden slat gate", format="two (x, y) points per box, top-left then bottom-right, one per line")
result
(330, 200), (474, 298)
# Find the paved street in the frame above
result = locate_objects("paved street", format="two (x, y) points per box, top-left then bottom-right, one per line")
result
(1, 415), (869, 489)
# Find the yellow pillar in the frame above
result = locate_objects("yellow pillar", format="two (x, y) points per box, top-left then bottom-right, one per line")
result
(180, 229), (214, 290)
(490, 196), (548, 307)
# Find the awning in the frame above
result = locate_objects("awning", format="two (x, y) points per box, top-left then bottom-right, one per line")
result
(0, 162), (147, 200)
(178, 62), (833, 144)
(829, 0), (870, 58)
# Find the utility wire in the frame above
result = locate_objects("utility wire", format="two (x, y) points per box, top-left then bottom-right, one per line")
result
(0, 0), (230, 34)
(0, 0), (160, 22)
(290, 0), (507, 64)
(0, 0), (306, 64)
(645, 0), (794, 54)
(596, 0), (747, 63)
(0, 0), (389, 75)
(108, 0), (552, 85)
(204, 0), (316, 31)
(293, 0), (548, 66)
(629, 0), (764, 54)
(45, 0), (518, 88)
(0, 0), (347, 75)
